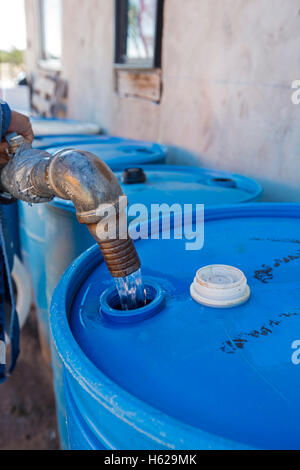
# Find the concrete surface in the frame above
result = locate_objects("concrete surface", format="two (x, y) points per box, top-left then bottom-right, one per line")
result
(0, 307), (59, 450)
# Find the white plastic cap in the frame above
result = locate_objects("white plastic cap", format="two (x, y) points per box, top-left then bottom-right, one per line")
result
(190, 265), (250, 308)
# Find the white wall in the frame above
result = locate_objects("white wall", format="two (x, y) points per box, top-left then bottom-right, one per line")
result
(25, 0), (300, 201)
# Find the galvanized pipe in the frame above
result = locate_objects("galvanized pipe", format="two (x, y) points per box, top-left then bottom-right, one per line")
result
(1, 140), (140, 278)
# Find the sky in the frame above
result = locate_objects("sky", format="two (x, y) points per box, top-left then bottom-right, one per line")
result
(0, 0), (26, 51)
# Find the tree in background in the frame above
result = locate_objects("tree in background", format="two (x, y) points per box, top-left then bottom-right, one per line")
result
(0, 48), (25, 85)
(0, 48), (24, 66)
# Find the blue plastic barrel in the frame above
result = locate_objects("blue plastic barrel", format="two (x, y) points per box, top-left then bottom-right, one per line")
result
(33, 135), (133, 150)
(46, 165), (261, 448)
(46, 141), (167, 169)
(18, 202), (51, 361)
(117, 165), (262, 205)
(51, 203), (300, 450)
(33, 135), (101, 150)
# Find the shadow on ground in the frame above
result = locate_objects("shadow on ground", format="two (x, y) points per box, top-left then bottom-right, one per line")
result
(0, 307), (59, 450)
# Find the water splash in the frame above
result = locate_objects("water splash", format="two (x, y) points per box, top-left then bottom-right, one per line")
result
(114, 269), (147, 311)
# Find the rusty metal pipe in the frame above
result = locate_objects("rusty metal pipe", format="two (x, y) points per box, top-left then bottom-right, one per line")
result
(1, 141), (140, 278)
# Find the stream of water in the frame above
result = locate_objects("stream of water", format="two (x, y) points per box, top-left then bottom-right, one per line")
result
(114, 269), (147, 311)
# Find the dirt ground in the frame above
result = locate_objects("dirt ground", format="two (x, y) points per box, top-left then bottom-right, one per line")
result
(0, 307), (59, 450)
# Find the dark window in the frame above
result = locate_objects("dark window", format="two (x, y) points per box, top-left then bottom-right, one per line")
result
(115, 0), (164, 68)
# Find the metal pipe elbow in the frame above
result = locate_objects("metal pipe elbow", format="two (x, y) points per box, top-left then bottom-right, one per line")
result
(1, 145), (140, 278)
(1, 146), (124, 224)
(35, 149), (124, 225)
(44, 149), (140, 278)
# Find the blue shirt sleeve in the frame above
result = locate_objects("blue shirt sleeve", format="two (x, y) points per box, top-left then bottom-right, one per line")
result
(0, 102), (11, 139)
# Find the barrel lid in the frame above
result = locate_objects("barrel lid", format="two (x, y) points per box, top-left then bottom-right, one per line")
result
(190, 265), (251, 308)
(31, 118), (101, 136)
(47, 165), (262, 212)
(62, 204), (300, 449)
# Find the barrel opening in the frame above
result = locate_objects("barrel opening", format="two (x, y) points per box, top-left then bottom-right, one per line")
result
(209, 177), (237, 189)
(135, 148), (152, 154)
(100, 280), (164, 324)
(123, 168), (147, 185)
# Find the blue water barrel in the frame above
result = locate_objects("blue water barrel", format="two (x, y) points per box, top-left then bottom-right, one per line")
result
(51, 203), (300, 450)
(33, 135), (101, 150)
(118, 165), (262, 205)
(33, 135), (132, 150)
(46, 141), (167, 169)
(31, 117), (100, 136)
(46, 165), (261, 448)
(18, 202), (51, 361)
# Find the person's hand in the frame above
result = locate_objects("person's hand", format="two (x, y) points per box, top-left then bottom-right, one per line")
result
(0, 111), (34, 164)
(7, 111), (34, 143)
(0, 142), (9, 165)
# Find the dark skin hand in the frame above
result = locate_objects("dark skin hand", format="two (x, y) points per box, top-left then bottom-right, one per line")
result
(0, 111), (34, 164)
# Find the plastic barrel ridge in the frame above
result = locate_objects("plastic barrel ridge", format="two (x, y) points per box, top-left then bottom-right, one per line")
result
(50, 203), (300, 450)
(45, 164), (261, 448)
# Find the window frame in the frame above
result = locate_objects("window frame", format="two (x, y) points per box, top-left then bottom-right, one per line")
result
(115, 0), (164, 69)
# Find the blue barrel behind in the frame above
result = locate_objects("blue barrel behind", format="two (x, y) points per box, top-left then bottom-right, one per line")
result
(51, 203), (300, 450)
(33, 135), (135, 150)
(33, 134), (102, 150)
(18, 202), (51, 361)
(46, 141), (167, 169)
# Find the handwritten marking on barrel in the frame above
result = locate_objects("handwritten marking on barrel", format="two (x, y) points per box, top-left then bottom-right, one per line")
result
(254, 249), (300, 284)
(220, 312), (299, 354)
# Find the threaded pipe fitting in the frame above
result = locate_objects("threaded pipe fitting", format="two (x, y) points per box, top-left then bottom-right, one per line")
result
(98, 237), (141, 278)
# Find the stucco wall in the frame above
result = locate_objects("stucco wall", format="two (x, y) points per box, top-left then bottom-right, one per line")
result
(25, 0), (300, 201)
